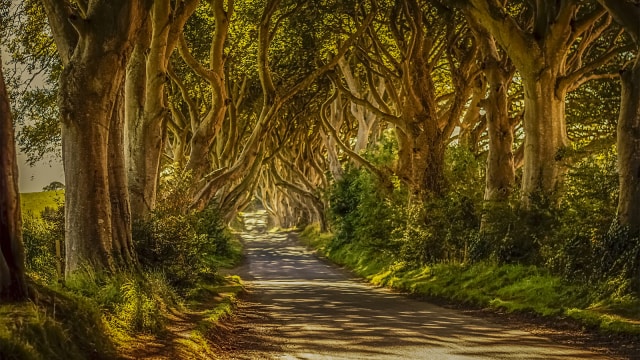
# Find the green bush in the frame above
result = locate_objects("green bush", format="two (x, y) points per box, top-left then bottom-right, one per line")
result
(22, 205), (64, 283)
(327, 146), (485, 266)
(132, 209), (231, 288)
(594, 221), (640, 296)
(0, 284), (117, 360)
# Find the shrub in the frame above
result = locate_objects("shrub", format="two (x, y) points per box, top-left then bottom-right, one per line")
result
(22, 205), (65, 283)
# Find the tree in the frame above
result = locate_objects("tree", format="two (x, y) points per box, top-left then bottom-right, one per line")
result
(42, 0), (150, 274)
(42, 181), (64, 191)
(125, 0), (199, 223)
(597, 0), (640, 231)
(0, 58), (27, 301)
(467, 19), (518, 231)
(460, 0), (625, 207)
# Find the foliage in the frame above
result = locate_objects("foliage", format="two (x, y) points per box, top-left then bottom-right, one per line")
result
(13, 184), (244, 359)
(324, 134), (639, 309)
(133, 169), (237, 288)
(2, 0), (62, 165)
(0, 283), (117, 360)
(22, 206), (64, 283)
(20, 192), (65, 283)
(595, 221), (640, 296)
(41, 182), (64, 191)
(542, 150), (620, 284)
(63, 270), (178, 336)
(328, 146), (484, 266)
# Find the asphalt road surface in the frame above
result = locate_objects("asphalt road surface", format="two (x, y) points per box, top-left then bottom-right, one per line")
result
(231, 211), (615, 359)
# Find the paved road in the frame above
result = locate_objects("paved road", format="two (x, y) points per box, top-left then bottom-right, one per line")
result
(232, 211), (614, 359)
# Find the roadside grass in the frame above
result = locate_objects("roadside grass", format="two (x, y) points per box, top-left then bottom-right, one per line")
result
(3, 192), (247, 359)
(175, 276), (245, 357)
(1, 270), (246, 360)
(300, 224), (640, 336)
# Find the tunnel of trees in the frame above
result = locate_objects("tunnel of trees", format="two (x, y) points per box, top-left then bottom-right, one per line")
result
(1, 0), (640, 299)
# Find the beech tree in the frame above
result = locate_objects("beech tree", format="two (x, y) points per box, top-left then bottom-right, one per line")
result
(597, 0), (640, 231)
(125, 0), (199, 223)
(467, 19), (518, 231)
(0, 59), (27, 300)
(459, 0), (626, 207)
(185, 0), (376, 211)
(42, 0), (150, 274)
(331, 1), (482, 197)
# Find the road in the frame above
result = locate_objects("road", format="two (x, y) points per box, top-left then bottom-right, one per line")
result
(226, 211), (616, 359)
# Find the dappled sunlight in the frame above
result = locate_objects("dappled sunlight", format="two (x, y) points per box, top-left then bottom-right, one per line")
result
(233, 213), (608, 360)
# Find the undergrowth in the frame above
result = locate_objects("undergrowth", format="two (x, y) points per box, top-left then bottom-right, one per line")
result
(4, 181), (246, 359)
(300, 224), (640, 336)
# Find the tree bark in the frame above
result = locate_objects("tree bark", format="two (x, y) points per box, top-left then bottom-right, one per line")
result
(43, 0), (149, 274)
(126, 0), (198, 222)
(520, 70), (568, 204)
(615, 57), (640, 231)
(0, 60), (27, 300)
(183, 0), (232, 181)
(597, 0), (640, 231)
(109, 87), (137, 268)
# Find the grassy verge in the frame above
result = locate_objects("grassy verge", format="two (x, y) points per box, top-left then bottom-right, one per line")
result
(300, 224), (640, 336)
(2, 225), (246, 360)
(172, 276), (245, 358)
(0, 271), (173, 360)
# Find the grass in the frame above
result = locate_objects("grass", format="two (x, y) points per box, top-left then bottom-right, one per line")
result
(300, 224), (640, 336)
(20, 190), (64, 219)
(169, 276), (245, 358)
(7, 190), (247, 359)
(0, 281), (118, 360)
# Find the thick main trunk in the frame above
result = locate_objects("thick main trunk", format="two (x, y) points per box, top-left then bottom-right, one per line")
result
(616, 58), (640, 232)
(521, 70), (568, 206)
(61, 61), (120, 274)
(396, 122), (446, 197)
(43, 0), (148, 275)
(483, 66), (515, 203)
(0, 61), (27, 300)
(62, 40), (141, 275)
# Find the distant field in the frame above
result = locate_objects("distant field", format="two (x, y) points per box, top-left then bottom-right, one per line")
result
(20, 190), (64, 218)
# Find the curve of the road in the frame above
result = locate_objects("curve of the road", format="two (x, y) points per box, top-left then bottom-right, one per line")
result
(227, 211), (616, 360)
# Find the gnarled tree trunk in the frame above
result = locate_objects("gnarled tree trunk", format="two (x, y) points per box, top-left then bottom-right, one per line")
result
(597, 0), (640, 232)
(43, 0), (149, 274)
(0, 60), (27, 300)
(615, 56), (640, 231)
(520, 70), (568, 205)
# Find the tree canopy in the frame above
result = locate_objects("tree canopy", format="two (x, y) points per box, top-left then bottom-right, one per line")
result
(1, 0), (638, 295)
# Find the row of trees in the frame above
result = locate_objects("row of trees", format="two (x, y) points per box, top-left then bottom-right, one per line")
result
(2, 0), (640, 296)
(259, 0), (639, 233)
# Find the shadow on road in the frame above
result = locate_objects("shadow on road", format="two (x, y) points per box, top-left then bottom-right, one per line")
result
(227, 212), (616, 360)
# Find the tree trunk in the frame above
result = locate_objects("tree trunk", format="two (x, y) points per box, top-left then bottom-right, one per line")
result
(61, 60), (121, 273)
(520, 70), (568, 206)
(616, 57), (640, 232)
(109, 87), (137, 269)
(125, 20), (161, 223)
(183, 0), (232, 182)
(480, 55), (515, 232)
(43, 0), (149, 275)
(482, 56), (515, 203)
(0, 60), (27, 300)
